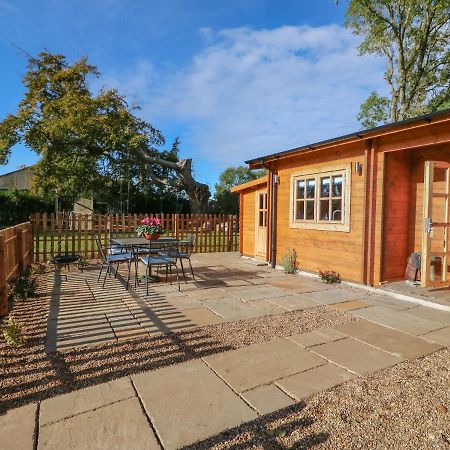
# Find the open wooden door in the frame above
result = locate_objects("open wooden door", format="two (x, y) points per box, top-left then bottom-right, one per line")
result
(255, 190), (268, 259)
(421, 161), (450, 287)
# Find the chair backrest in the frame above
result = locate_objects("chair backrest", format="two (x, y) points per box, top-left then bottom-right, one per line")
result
(94, 235), (107, 262)
(185, 233), (196, 256)
(165, 240), (180, 261)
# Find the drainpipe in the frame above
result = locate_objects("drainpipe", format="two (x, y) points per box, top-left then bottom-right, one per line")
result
(270, 171), (278, 268)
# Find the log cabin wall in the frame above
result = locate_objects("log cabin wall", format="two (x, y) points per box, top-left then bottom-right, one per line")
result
(270, 142), (367, 283)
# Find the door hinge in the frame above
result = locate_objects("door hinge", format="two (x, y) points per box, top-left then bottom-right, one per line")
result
(424, 218), (433, 234)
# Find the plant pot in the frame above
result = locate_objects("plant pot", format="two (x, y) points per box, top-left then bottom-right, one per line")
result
(143, 233), (161, 241)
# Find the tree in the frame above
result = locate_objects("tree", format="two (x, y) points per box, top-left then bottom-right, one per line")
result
(211, 166), (266, 214)
(0, 52), (211, 212)
(344, 0), (450, 127)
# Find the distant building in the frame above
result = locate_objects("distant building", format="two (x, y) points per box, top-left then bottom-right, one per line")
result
(0, 166), (35, 191)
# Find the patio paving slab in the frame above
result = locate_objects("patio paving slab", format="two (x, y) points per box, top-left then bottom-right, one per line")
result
(146, 296), (203, 311)
(40, 378), (135, 426)
(203, 298), (268, 321)
(231, 285), (290, 301)
(329, 299), (371, 311)
(266, 294), (319, 311)
(351, 305), (444, 335)
(241, 384), (294, 415)
(334, 320), (443, 360)
(302, 288), (367, 305)
(268, 278), (331, 293)
(132, 359), (256, 450)
(1, 403), (36, 450)
(276, 363), (355, 400)
(38, 397), (159, 450)
(364, 295), (419, 310)
(203, 338), (326, 393)
(288, 329), (346, 348)
(421, 326), (450, 346)
(401, 306), (450, 326)
(248, 299), (289, 314)
(185, 287), (230, 301)
(310, 337), (404, 375)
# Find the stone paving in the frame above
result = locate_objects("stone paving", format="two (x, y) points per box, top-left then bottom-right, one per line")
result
(3, 252), (450, 449)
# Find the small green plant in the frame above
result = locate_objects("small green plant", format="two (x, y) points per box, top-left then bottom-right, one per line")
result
(78, 258), (89, 271)
(31, 263), (48, 275)
(2, 316), (25, 347)
(319, 270), (341, 284)
(13, 276), (37, 300)
(281, 248), (299, 274)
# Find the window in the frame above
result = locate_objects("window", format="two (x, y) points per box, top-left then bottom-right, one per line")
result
(290, 167), (350, 232)
(258, 192), (268, 227)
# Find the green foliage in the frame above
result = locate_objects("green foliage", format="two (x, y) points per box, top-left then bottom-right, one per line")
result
(211, 166), (266, 214)
(281, 248), (299, 274)
(13, 276), (37, 300)
(345, 0), (450, 125)
(319, 270), (342, 284)
(77, 258), (89, 271)
(0, 189), (54, 227)
(2, 316), (25, 347)
(31, 263), (48, 275)
(357, 91), (391, 128)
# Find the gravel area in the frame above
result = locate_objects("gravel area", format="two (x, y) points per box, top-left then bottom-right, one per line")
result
(0, 273), (355, 414)
(187, 349), (450, 450)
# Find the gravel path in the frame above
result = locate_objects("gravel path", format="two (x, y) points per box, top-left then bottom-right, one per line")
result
(1, 273), (355, 414)
(187, 349), (450, 450)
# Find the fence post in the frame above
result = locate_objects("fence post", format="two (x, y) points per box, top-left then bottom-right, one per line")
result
(15, 225), (24, 274)
(0, 235), (8, 316)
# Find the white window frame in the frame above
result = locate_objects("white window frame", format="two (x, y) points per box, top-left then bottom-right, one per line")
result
(289, 165), (351, 232)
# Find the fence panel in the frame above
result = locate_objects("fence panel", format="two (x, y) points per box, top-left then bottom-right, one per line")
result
(30, 213), (239, 262)
(0, 222), (33, 316)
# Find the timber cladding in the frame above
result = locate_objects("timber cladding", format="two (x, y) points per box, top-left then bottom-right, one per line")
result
(272, 143), (366, 282)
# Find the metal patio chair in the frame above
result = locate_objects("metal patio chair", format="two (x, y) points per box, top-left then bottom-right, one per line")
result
(140, 241), (181, 294)
(158, 234), (195, 283)
(94, 236), (134, 289)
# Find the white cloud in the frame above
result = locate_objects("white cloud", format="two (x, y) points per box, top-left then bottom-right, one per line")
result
(105, 24), (387, 167)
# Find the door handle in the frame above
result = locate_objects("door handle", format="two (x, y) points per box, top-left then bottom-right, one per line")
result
(424, 218), (433, 234)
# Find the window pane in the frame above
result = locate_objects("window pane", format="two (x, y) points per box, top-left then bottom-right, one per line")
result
(306, 179), (315, 199)
(332, 175), (343, 197)
(306, 200), (315, 220)
(296, 201), (305, 220)
(320, 177), (330, 198)
(320, 200), (330, 221)
(259, 211), (264, 226)
(332, 199), (342, 221)
(296, 180), (305, 199)
(264, 194), (268, 209)
(259, 194), (264, 209)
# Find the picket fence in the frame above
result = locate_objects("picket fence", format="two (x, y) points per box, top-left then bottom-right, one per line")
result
(30, 212), (239, 263)
(0, 222), (33, 315)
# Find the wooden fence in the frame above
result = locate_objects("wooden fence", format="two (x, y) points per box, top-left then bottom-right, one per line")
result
(0, 222), (33, 316)
(31, 213), (239, 262)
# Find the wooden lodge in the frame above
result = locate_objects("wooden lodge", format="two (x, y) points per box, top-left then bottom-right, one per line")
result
(232, 109), (450, 288)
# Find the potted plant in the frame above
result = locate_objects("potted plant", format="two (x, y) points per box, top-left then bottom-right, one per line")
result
(136, 217), (164, 240)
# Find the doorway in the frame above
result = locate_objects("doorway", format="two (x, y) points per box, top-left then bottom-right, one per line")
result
(255, 190), (268, 259)
(421, 160), (450, 287)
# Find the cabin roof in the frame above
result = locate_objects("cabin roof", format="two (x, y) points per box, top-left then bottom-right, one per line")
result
(230, 175), (268, 193)
(245, 107), (450, 168)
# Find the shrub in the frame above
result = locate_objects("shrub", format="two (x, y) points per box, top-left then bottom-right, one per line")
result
(281, 248), (299, 274)
(31, 263), (48, 275)
(2, 316), (25, 347)
(319, 270), (341, 284)
(78, 258), (89, 271)
(13, 276), (37, 300)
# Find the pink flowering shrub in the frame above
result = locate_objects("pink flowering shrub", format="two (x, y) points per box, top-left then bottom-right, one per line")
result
(136, 216), (164, 236)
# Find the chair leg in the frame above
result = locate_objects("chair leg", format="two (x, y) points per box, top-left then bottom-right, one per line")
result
(188, 257), (195, 280)
(174, 264), (180, 291)
(179, 258), (187, 283)
(169, 264), (172, 285)
(126, 260), (131, 290)
(103, 264), (109, 287)
(115, 262), (120, 278)
(98, 264), (104, 282)
(146, 265), (149, 296)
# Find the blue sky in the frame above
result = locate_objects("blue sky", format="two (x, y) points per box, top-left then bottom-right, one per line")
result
(0, 0), (387, 190)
